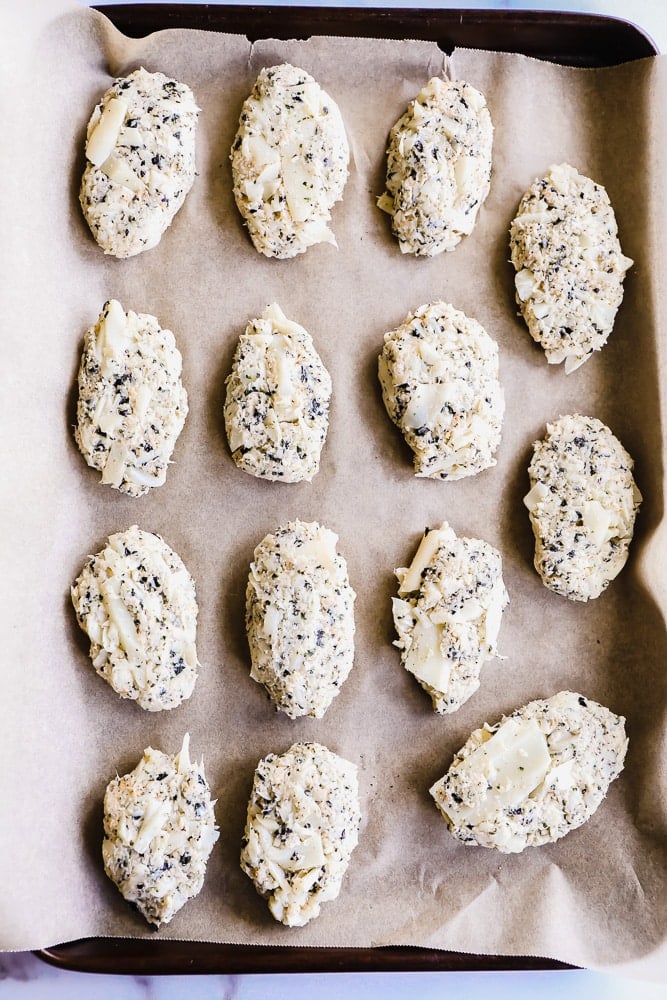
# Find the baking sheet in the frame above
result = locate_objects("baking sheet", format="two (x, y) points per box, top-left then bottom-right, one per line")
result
(2, 0), (666, 982)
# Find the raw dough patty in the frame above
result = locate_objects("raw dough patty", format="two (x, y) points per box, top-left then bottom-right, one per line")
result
(430, 691), (628, 853)
(246, 521), (356, 719)
(231, 63), (349, 258)
(71, 525), (198, 711)
(392, 523), (508, 714)
(75, 299), (188, 497)
(240, 741), (361, 926)
(80, 67), (199, 258)
(377, 77), (493, 256)
(524, 414), (641, 601)
(378, 301), (504, 479)
(103, 734), (219, 926)
(510, 163), (633, 372)
(224, 303), (332, 482)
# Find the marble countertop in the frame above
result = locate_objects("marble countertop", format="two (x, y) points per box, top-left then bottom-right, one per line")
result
(3, 1), (666, 996)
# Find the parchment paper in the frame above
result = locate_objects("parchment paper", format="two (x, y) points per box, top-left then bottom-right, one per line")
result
(1, 0), (666, 981)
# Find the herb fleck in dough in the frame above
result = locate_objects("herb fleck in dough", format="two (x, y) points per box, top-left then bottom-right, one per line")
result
(246, 521), (356, 719)
(378, 301), (504, 480)
(231, 63), (349, 258)
(240, 742), (360, 926)
(80, 67), (199, 258)
(378, 77), (493, 256)
(103, 735), (218, 926)
(524, 414), (641, 601)
(393, 523), (508, 714)
(71, 525), (199, 711)
(75, 299), (188, 497)
(224, 303), (332, 482)
(510, 163), (633, 372)
(430, 691), (628, 853)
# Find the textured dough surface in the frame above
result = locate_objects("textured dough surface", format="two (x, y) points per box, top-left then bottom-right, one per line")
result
(246, 521), (356, 718)
(224, 303), (332, 482)
(524, 414), (641, 601)
(392, 523), (508, 714)
(231, 63), (349, 258)
(378, 77), (493, 256)
(71, 525), (198, 711)
(510, 163), (633, 372)
(80, 67), (198, 258)
(379, 301), (504, 479)
(430, 691), (628, 853)
(240, 741), (360, 926)
(103, 735), (218, 926)
(75, 299), (188, 497)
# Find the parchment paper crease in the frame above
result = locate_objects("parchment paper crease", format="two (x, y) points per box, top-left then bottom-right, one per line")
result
(1, 0), (665, 981)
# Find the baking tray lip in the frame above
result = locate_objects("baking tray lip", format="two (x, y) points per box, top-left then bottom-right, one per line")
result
(93, 3), (659, 66)
(35, 938), (577, 976)
(34, 0), (655, 978)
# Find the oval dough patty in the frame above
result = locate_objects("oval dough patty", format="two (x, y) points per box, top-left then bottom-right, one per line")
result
(75, 299), (188, 497)
(224, 303), (332, 482)
(240, 741), (360, 926)
(378, 301), (504, 479)
(246, 521), (356, 719)
(103, 734), (219, 926)
(231, 63), (349, 258)
(80, 67), (199, 258)
(377, 77), (493, 256)
(71, 525), (198, 711)
(392, 523), (508, 714)
(430, 691), (628, 853)
(510, 163), (633, 372)
(524, 414), (641, 601)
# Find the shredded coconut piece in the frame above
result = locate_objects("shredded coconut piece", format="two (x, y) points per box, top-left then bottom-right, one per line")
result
(80, 67), (199, 258)
(103, 734), (219, 926)
(240, 741), (360, 926)
(510, 163), (632, 372)
(378, 76), (493, 256)
(71, 525), (199, 710)
(379, 301), (504, 479)
(246, 521), (356, 719)
(231, 63), (349, 258)
(524, 414), (641, 601)
(430, 691), (628, 853)
(393, 523), (508, 713)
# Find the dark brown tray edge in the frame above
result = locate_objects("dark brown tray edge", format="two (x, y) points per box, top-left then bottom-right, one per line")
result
(36, 939), (576, 976)
(35, 1), (655, 977)
(95, 5), (658, 67)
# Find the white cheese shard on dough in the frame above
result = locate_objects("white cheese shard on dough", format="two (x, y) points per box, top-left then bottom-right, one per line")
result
(224, 303), (332, 481)
(378, 77), (493, 256)
(430, 691), (628, 853)
(510, 163), (633, 372)
(103, 734), (219, 926)
(231, 63), (349, 258)
(378, 301), (504, 479)
(71, 525), (199, 711)
(80, 67), (199, 258)
(240, 741), (360, 926)
(75, 299), (188, 497)
(393, 523), (508, 713)
(524, 414), (641, 601)
(246, 521), (356, 719)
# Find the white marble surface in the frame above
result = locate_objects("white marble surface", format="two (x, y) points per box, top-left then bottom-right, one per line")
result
(3, 0), (666, 995)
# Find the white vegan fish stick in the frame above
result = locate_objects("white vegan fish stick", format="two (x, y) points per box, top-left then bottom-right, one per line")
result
(378, 77), (493, 256)
(231, 63), (349, 258)
(430, 691), (628, 853)
(80, 68), (199, 258)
